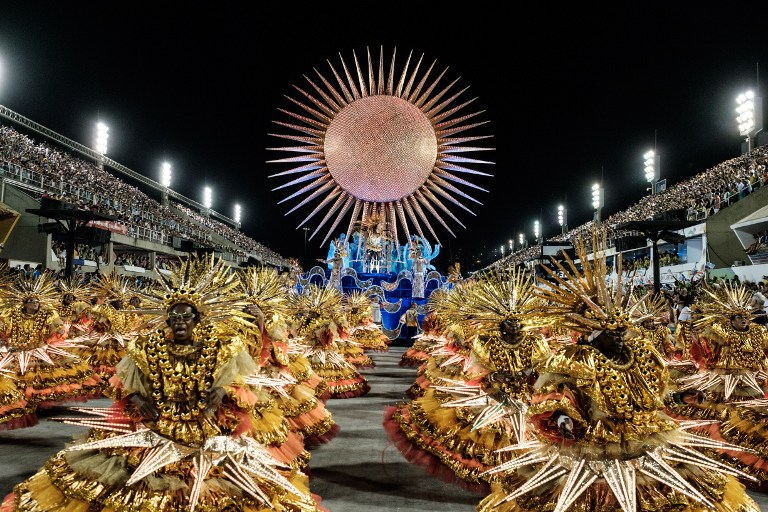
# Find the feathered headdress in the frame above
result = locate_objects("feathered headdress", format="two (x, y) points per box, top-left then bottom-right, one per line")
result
(92, 270), (135, 303)
(629, 291), (669, 326)
(238, 265), (289, 318)
(534, 228), (645, 334)
(0, 272), (59, 309)
(694, 281), (756, 329)
(286, 284), (344, 335)
(342, 290), (372, 322)
(440, 266), (545, 335)
(56, 275), (93, 303)
(133, 253), (255, 334)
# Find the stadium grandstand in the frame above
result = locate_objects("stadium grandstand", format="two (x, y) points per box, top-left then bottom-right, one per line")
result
(1, 104), (767, 291)
(0, 107), (290, 281)
(483, 144), (768, 288)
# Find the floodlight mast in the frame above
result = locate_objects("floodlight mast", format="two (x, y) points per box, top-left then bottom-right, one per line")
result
(161, 162), (172, 206)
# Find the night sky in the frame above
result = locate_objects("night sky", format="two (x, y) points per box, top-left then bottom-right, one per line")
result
(0, 3), (765, 272)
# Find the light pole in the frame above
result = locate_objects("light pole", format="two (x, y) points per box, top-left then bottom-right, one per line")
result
(500, 244), (504, 258)
(736, 89), (763, 155)
(519, 232), (526, 250)
(302, 227), (309, 256)
(508, 239), (514, 254)
(94, 122), (108, 171)
(533, 220), (540, 245)
(203, 186), (212, 217)
(160, 162), (171, 206)
(234, 204), (241, 229)
(591, 183), (603, 224)
(643, 149), (659, 195)
(557, 204), (567, 235)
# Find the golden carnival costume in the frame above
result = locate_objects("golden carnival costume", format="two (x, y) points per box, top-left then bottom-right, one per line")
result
(239, 266), (338, 449)
(404, 284), (474, 399)
(69, 271), (143, 389)
(2, 254), (323, 512)
(666, 282), (768, 483)
(399, 288), (450, 369)
(341, 291), (389, 353)
(478, 232), (758, 512)
(385, 267), (551, 493)
(287, 285), (370, 400)
(0, 274), (100, 420)
(54, 276), (95, 335)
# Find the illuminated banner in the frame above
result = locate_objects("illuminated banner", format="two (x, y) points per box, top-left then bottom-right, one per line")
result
(87, 220), (129, 235)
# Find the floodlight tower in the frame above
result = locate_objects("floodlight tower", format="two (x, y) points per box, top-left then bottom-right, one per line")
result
(643, 149), (660, 195)
(736, 89), (763, 155)
(94, 122), (108, 171)
(234, 203), (241, 229)
(533, 220), (540, 245)
(591, 183), (603, 224)
(203, 186), (212, 217)
(508, 239), (514, 253)
(500, 244), (504, 258)
(519, 232), (526, 249)
(160, 162), (172, 206)
(557, 204), (567, 235)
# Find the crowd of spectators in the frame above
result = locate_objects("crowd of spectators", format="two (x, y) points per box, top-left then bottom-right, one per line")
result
(488, 145), (768, 271)
(0, 125), (289, 268)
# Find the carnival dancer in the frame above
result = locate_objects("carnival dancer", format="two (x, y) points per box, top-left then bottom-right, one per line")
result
(0, 273), (101, 420)
(287, 285), (370, 399)
(1, 253), (324, 512)
(399, 288), (449, 368)
(385, 266), (551, 494)
(239, 265), (338, 450)
(53, 276), (94, 335)
(477, 231), (759, 512)
(342, 291), (389, 353)
(666, 281), (768, 485)
(632, 291), (697, 385)
(403, 285), (474, 399)
(69, 271), (142, 390)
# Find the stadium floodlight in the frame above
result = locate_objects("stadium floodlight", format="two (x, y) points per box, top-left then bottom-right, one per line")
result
(591, 183), (603, 223)
(234, 203), (241, 225)
(203, 186), (212, 209)
(500, 244), (504, 257)
(558, 205), (567, 234)
(533, 220), (540, 244)
(643, 149), (660, 194)
(161, 162), (172, 188)
(736, 89), (763, 154)
(508, 239), (514, 253)
(95, 122), (108, 155)
(519, 232), (525, 249)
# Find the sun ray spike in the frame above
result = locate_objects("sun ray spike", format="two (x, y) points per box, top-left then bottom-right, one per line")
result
(346, 199), (363, 241)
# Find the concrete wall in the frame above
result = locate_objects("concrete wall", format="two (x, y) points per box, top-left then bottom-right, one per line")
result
(705, 185), (768, 268)
(0, 183), (49, 265)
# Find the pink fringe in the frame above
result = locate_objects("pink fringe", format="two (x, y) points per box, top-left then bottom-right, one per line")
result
(0, 412), (38, 431)
(382, 406), (489, 495)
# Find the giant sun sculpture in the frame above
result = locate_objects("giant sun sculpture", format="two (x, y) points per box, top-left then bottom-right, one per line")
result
(267, 46), (495, 250)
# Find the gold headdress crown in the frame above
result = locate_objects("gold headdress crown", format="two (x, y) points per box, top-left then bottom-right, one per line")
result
(133, 253), (255, 333)
(56, 275), (91, 302)
(443, 266), (545, 335)
(238, 265), (288, 318)
(694, 281), (755, 329)
(629, 291), (669, 325)
(534, 228), (645, 334)
(287, 284), (344, 332)
(1, 272), (59, 308)
(93, 270), (135, 302)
